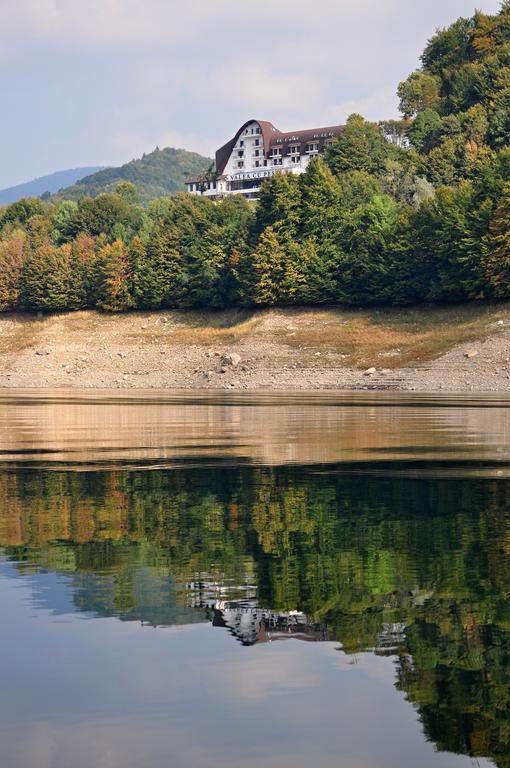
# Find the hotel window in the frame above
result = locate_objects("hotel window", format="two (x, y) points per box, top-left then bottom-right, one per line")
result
(240, 140), (244, 147)
(255, 139), (260, 146)
(255, 149), (260, 157)
(238, 150), (244, 157)
(289, 145), (300, 155)
(306, 143), (319, 153)
(273, 158), (282, 166)
(291, 156), (300, 164)
(255, 160), (260, 167)
(238, 161), (244, 168)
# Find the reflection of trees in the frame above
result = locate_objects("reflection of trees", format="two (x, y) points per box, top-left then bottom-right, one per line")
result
(1, 467), (510, 765)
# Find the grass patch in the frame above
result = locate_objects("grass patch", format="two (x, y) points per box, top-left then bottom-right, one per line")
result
(274, 303), (508, 368)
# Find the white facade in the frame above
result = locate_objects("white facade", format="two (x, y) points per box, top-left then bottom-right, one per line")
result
(185, 119), (343, 200)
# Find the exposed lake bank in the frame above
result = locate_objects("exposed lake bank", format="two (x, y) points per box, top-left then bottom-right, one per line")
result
(1, 304), (510, 392)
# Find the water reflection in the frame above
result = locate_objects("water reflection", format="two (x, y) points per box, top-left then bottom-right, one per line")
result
(0, 389), (509, 471)
(0, 463), (508, 767)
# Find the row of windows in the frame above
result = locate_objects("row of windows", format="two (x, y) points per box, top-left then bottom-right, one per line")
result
(237, 157), (307, 169)
(237, 160), (269, 168)
(270, 142), (320, 157)
(188, 181), (217, 192)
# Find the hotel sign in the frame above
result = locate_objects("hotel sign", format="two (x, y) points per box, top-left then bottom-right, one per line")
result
(226, 169), (278, 181)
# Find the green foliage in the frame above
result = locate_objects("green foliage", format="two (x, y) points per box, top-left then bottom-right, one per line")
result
(21, 241), (76, 311)
(483, 182), (510, 296)
(90, 239), (133, 311)
(3, 4), (510, 312)
(325, 114), (401, 176)
(398, 71), (441, 118)
(3, 466), (510, 766)
(0, 229), (26, 310)
(54, 147), (212, 205)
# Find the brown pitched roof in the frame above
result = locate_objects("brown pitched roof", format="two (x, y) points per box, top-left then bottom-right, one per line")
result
(269, 125), (343, 153)
(215, 120), (344, 172)
(215, 120), (279, 174)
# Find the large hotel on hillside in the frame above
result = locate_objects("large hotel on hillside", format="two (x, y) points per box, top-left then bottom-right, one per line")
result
(185, 119), (343, 200)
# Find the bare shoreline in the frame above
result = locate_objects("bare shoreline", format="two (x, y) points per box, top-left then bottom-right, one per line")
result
(0, 305), (510, 393)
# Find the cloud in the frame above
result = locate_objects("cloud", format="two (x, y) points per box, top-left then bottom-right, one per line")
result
(0, 0), (504, 188)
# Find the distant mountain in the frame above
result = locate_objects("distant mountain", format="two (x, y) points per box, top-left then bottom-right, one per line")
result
(55, 147), (212, 204)
(0, 167), (104, 205)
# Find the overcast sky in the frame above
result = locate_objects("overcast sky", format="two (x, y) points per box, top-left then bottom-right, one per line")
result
(0, 0), (503, 189)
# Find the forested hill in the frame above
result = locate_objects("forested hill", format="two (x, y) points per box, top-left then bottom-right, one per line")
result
(3, 5), (510, 313)
(54, 147), (211, 204)
(0, 167), (104, 205)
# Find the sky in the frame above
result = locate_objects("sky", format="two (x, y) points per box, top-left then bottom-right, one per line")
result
(0, 0), (503, 189)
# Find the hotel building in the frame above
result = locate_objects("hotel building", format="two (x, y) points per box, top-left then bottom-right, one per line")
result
(185, 119), (343, 200)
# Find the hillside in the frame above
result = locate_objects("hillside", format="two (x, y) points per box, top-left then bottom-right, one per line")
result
(0, 167), (104, 205)
(55, 147), (211, 203)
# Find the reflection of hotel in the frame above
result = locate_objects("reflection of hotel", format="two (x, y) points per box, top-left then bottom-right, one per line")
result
(185, 119), (344, 200)
(212, 599), (330, 646)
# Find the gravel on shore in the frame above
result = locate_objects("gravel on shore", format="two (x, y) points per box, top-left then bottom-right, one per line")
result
(1, 307), (510, 392)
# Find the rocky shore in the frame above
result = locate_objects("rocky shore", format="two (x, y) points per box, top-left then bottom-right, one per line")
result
(0, 305), (510, 392)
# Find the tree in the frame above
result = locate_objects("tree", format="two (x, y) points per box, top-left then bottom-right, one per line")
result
(483, 181), (510, 297)
(21, 242), (74, 311)
(325, 114), (403, 178)
(251, 226), (288, 305)
(90, 239), (133, 311)
(253, 172), (301, 242)
(133, 224), (187, 308)
(298, 158), (342, 239)
(398, 72), (441, 118)
(337, 195), (400, 304)
(0, 229), (26, 310)
(406, 109), (442, 153)
(52, 200), (79, 244)
(410, 183), (487, 301)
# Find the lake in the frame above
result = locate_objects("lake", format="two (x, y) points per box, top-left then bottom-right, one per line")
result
(1, 389), (509, 768)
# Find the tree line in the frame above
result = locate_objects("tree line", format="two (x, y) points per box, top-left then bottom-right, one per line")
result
(2, 3), (510, 312)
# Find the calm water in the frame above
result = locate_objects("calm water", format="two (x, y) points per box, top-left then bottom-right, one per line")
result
(2, 390), (510, 768)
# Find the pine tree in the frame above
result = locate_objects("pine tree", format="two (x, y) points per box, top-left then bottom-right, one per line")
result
(298, 158), (342, 239)
(134, 225), (187, 308)
(253, 173), (301, 242)
(251, 226), (288, 305)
